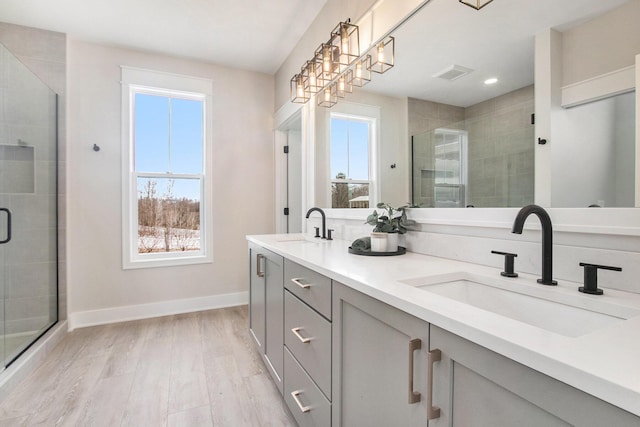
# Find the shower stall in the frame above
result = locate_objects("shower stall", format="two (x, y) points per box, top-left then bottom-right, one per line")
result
(0, 43), (58, 370)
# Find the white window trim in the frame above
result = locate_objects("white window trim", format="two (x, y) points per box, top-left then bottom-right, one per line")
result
(121, 66), (213, 269)
(329, 111), (378, 207)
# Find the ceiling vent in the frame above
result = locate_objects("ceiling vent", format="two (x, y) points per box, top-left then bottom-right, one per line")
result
(433, 64), (474, 81)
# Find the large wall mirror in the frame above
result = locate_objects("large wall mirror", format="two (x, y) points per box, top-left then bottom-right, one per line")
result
(310, 0), (638, 209)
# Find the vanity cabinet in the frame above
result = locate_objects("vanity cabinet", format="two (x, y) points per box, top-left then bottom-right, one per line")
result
(332, 282), (430, 427)
(248, 239), (640, 426)
(429, 326), (640, 426)
(283, 259), (333, 427)
(248, 242), (284, 394)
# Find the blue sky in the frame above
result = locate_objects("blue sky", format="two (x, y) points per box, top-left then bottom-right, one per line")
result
(330, 117), (369, 180)
(135, 93), (203, 201)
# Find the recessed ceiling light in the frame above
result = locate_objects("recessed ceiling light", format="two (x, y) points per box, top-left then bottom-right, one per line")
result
(484, 77), (498, 85)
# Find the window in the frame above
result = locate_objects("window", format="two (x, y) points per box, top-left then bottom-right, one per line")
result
(330, 114), (375, 208)
(122, 67), (212, 268)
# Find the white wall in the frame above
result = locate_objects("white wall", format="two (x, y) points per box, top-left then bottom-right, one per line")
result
(562, 0), (640, 86)
(553, 92), (635, 207)
(66, 40), (275, 328)
(553, 97), (616, 207)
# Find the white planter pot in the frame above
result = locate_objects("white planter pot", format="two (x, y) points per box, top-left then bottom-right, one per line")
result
(370, 232), (388, 252)
(387, 233), (399, 252)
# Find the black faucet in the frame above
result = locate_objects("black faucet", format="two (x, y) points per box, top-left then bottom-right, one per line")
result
(511, 205), (557, 286)
(306, 207), (326, 239)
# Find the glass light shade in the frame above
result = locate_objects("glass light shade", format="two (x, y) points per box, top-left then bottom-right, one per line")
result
(302, 60), (324, 94)
(368, 37), (394, 74)
(290, 73), (309, 103)
(317, 83), (338, 108)
(330, 20), (360, 71)
(315, 43), (340, 81)
(336, 71), (353, 98)
(348, 55), (372, 87)
(459, 0), (494, 10)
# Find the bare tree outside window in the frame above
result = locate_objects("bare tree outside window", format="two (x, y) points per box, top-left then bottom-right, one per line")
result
(137, 178), (201, 253)
(331, 172), (369, 208)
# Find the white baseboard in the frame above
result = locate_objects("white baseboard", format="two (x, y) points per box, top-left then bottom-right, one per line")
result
(68, 291), (248, 331)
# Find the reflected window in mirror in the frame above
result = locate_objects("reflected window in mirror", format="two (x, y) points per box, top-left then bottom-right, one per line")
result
(330, 114), (375, 208)
(553, 91), (635, 208)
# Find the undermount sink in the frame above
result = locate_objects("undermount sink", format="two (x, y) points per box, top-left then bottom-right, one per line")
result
(400, 272), (640, 337)
(275, 236), (311, 243)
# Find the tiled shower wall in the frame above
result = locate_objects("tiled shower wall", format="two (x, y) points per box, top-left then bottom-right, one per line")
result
(409, 85), (534, 208)
(0, 23), (67, 327)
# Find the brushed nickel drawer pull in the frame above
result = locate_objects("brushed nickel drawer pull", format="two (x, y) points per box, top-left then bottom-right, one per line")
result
(291, 277), (311, 289)
(291, 389), (312, 413)
(408, 338), (422, 404)
(427, 348), (442, 420)
(291, 327), (312, 343)
(256, 254), (265, 278)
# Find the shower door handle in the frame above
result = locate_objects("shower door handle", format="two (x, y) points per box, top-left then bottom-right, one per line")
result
(0, 208), (11, 244)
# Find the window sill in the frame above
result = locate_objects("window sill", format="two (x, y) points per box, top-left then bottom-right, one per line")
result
(123, 254), (213, 270)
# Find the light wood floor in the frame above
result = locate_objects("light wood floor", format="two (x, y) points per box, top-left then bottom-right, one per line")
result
(0, 306), (297, 427)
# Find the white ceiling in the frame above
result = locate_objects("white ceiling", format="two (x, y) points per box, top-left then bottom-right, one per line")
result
(0, 0), (328, 74)
(364, 0), (630, 107)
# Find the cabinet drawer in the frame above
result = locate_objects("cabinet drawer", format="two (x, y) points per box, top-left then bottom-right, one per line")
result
(285, 259), (332, 320)
(285, 290), (332, 398)
(284, 347), (331, 427)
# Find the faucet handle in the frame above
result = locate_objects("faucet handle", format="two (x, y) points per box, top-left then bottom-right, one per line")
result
(313, 227), (320, 238)
(578, 263), (622, 295)
(491, 250), (518, 278)
(327, 229), (334, 241)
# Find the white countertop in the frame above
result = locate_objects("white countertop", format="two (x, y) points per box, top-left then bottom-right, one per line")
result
(247, 233), (640, 416)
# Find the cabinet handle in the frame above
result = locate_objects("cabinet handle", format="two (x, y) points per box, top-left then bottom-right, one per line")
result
(408, 338), (422, 404)
(0, 208), (11, 244)
(291, 277), (311, 289)
(291, 389), (312, 413)
(427, 349), (442, 420)
(256, 254), (265, 278)
(291, 327), (312, 343)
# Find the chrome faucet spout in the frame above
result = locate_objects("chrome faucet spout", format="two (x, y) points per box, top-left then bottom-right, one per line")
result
(305, 207), (326, 239)
(511, 204), (557, 286)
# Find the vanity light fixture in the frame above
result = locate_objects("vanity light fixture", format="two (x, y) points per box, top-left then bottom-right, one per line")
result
(317, 42), (340, 81)
(369, 37), (395, 74)
(484, 77), (498, 85)
(330, 20), (360, 71)
(289, 18), (396, 108)
(290, 73), (309, 103)
(336, 71), (353, 98)
(349, 55), (372, 87)
(459, 0), (494, 10)
(303, 60), (323, 94)
(317, 83), (338, 108)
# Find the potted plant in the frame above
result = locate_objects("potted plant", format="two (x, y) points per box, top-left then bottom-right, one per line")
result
(366, 202), (416, 251)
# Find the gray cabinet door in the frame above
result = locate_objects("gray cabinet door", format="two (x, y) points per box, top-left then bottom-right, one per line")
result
(249, 243), (266, 351)
(264, 248), (284, 393)
(248, 243), (284, 394)
(332, 282), (430, 427)
(429, 326), (640, 427)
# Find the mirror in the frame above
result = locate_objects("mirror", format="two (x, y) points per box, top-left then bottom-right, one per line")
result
(311, 0), (636, 209)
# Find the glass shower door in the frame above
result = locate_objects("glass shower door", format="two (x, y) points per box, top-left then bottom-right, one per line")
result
(0, 43), (58, 369)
